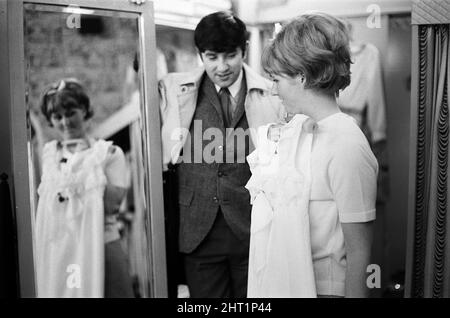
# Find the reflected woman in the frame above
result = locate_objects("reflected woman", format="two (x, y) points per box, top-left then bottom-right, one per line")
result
(35, 78), (134, 298)
(246, 13), (377, 297)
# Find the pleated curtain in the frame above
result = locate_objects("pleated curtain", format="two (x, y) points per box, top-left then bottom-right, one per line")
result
(410, 24), (450, 298)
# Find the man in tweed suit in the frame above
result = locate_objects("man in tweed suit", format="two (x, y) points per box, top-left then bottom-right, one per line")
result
(159, 11), (284, 298)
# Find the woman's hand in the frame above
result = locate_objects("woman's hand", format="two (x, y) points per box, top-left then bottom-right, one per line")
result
(103, 145), (128, 215)
(104, 184), (127, 215)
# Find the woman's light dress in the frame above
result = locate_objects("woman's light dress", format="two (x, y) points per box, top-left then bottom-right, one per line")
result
(246, 114), (317, 298)
(35, 139), (112, 297)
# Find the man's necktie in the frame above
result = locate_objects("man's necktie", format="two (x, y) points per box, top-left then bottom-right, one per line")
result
(219, 87), (232, 127)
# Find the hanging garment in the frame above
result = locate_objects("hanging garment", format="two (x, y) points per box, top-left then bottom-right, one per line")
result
(35, 139), (112, 298)
(246, 114), (317, 298)
(337, 43), (387, 144)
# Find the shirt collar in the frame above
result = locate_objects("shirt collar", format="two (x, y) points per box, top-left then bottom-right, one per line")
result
(178, 64), (270, 94)
(214, 68), (244, 99)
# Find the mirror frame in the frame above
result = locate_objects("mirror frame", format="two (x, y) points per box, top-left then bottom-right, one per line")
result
(7, 0), (167, 298)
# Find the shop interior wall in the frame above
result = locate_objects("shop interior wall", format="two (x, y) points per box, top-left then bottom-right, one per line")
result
(345, 14), (411, 296)
(383, 14), (411, 295)
(155, 25), (199, 75)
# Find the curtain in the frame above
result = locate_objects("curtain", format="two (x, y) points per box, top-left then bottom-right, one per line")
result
(411, 24), (450, 298)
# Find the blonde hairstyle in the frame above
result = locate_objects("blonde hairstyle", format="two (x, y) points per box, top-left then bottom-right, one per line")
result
(262, 13), (352, 95)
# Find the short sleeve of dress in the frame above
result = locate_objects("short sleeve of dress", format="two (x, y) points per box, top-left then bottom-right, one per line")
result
(328, 139), (378, 223)
(104, 145), (128, 188)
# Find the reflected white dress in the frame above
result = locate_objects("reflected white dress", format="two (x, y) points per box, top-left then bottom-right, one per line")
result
(35, 139), (112, 298)
(246, 114), (317, 298)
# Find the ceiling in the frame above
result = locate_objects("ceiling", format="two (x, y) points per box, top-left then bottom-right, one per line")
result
(234, 0), (412, 24)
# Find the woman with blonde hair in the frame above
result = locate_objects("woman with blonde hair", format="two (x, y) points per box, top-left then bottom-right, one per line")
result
(246, 13), (378, 298)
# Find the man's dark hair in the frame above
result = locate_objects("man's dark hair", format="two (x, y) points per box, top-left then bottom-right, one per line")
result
(194, 11), (249, 55)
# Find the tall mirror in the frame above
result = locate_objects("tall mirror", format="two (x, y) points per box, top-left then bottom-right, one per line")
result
(21, 1), (163, 298)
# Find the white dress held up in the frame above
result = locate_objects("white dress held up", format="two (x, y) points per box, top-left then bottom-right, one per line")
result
(246, 114), (317, 298)
(35, 139), (111, 298)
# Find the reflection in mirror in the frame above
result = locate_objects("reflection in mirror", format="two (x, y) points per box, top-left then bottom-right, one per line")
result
(24, 4), (151, 298)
